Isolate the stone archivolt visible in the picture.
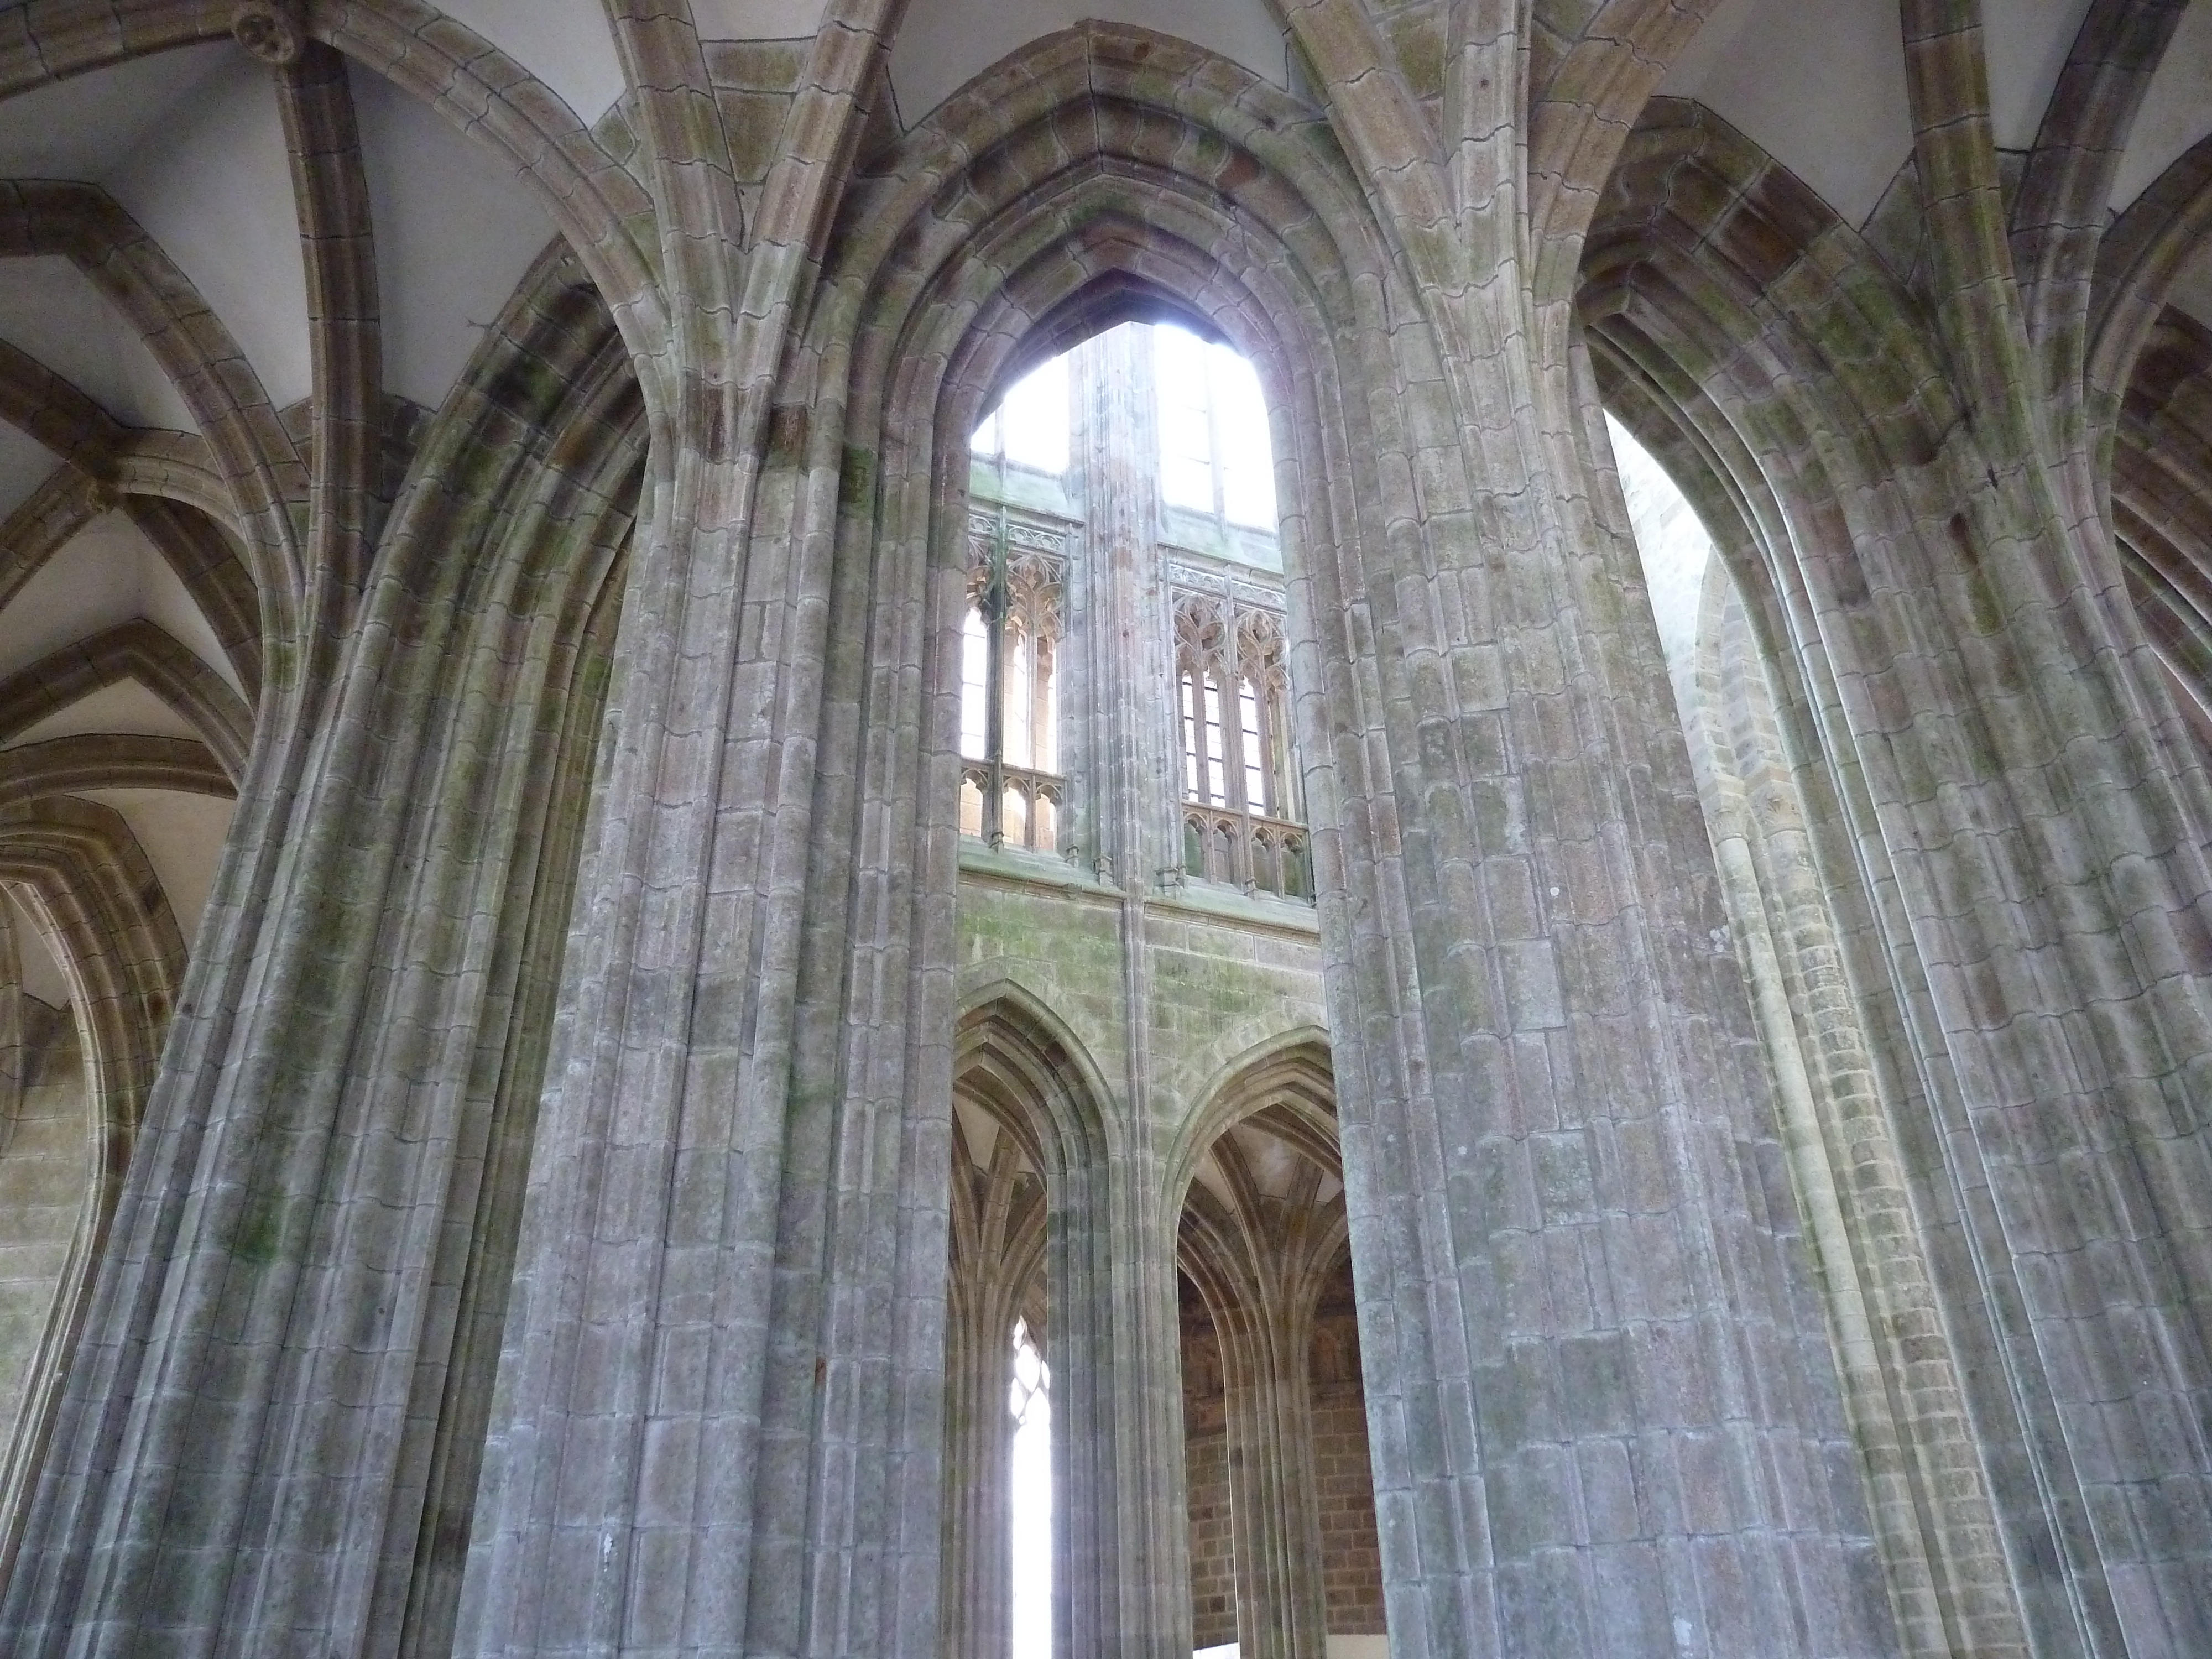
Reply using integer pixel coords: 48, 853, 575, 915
0, 5, 2190, 1659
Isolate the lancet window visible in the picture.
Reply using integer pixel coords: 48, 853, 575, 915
1173, 587, 1308, 898
1152, 323, 1277, 528
959, 509, 1067, 852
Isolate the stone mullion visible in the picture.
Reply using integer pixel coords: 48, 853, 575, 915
1078, 323, 1172, 886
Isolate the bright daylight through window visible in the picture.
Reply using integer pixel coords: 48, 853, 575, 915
961, 322, 1307, 899
1008, 1318, 1051, 1659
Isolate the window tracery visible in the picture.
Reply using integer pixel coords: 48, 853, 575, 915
1173, 588, 1308, 898
959, 508, 1067, 852
1152, 324, 1276, 528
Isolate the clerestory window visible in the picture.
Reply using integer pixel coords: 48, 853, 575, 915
1175, 591, 1307, 898
972, 351, 1070, 476
1152, 324, 1276, 529
957, 322, 1307, 900
958, 510, 1065, 852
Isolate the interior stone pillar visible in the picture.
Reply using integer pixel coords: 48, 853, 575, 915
1259, 14, 1908, 1639
941, 1279, 1018, 1659
1192, 1274, 1329, 1659
1048, 1125, 1191, 1659
941, 1097, 1046, 1659
0, 254, 639, 1659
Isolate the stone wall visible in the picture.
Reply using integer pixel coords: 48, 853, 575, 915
1310, 1259, 1384, 1637
0, 1006, 81, 1455
1182, 1284, 1237, 1649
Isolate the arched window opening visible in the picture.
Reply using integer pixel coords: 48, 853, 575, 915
1174, 594, 1306, 897
1152, 323, 1277, 529
973, 351, 1071, 476
957, 320, 1305, 894
1008, 1317, 1052, 1659
960, 512, 1066, 853
1178, 1079, 1386, 1659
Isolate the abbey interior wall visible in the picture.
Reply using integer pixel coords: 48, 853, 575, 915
0, 4, 2204, 1658
0, 1011, 79, 1450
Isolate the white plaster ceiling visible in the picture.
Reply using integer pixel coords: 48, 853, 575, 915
0, 429, 55, 528
1986, 0, 2098, 151
888, 0, 1289, 129
105, 50, 312, 408
696, 0, 832, 39
439, 0, 630, 128
0, 257, 200, 433
9, 681, 203, 749
4, 887, 70, 1011
0, 40, 235, 180
2113, 0, 2212, 209
1662, 0, 1914, 229
0, 512, 236, 695
351, 65, 561, 411
80, 787, 233, 940
0, 40, 317, 413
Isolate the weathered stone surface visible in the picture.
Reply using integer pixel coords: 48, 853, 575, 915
0, 6, 2199, 1659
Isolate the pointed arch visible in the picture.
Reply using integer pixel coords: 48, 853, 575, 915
0, 622, 253, 784
0, 795, 185, 1586
954, 978, 1117, 1182
1164, 1027, 1337, 1222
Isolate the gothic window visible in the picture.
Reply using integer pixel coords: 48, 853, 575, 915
1174, 592, 1308, 898
959, 512, 1066, 852
1008, 1317, 1051, 1659
972, 352, 1071, 475
1152, 324, 1277, 529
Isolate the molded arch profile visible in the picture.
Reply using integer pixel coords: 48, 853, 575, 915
0, 734, 233, 808
953, 978, 1118, 1184
0, 620, 254, 784
0, 792, 186, 1578
2093, 125, 2212, 437
798, 32, 1456, 1057
0, 1, 655, 363
1162, 1026, 1338, 1221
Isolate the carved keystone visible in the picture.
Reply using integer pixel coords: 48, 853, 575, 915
231, 1, 305, 65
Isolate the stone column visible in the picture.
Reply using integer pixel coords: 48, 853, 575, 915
942, 1279, 1019, 1659
1180, 1147, 1337, 1659
1056, 321, 1197, 1659
942, 1104, 1047, 1659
